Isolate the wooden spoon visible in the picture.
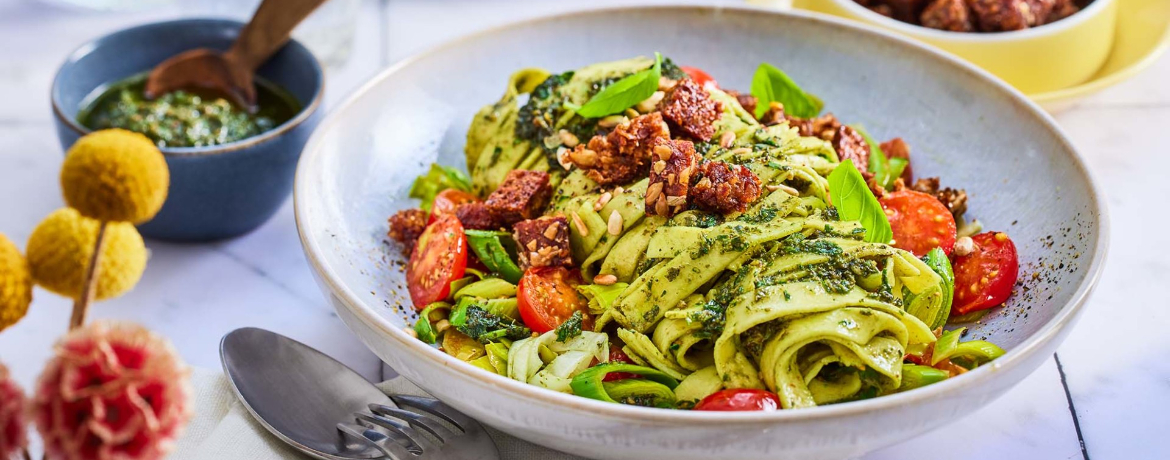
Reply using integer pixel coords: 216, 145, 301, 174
145, 0, 328, 110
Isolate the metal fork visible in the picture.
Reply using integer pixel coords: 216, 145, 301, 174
337, 395, 500, 460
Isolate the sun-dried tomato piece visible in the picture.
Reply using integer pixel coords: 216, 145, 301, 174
691, 161, 762, 214
725, 90, 758, 117
568, 113, 671, 186
921, 0, 976, 31
880, 137, 914, 183
884, 0, 930, 22
454, 202, 503, 230
910, 177, 968, 219
645, 138, 701, 217
513, 215, 573, 270
485, 170, 552, 225
1046, 0, 1079, 22
969, 0, 1031, 31
388, 208, 427, 256
658, 79, 722, 141
831, 126, 871, 171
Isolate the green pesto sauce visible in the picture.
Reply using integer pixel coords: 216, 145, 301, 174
79, 74, 300, 148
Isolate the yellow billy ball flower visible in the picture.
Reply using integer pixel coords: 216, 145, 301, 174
61, 129, 169, 224
0, 233, 33, 332
26, 208, 147, 301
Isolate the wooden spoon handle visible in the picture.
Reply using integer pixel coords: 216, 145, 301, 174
225, 0, 329, 72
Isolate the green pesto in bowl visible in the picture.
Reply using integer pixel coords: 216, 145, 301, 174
78, 73, 301, 148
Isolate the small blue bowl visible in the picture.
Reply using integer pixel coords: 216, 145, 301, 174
51, 18, 324, 242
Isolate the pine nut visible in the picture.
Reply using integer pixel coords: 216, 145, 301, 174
598, 115, 628, 128
646, 182, 664, 205
720, 131, 736, 148
594, 274, 618, 285
404, 326, 418, 339
607, 211, 623, 235
558, 129, 579, 148
771, 183, 799, 196
594, 192, 613, 211
654, 145, 673, 161
571, 212, 589, 237
636, 91, 665, 113
954, 236, 976, 256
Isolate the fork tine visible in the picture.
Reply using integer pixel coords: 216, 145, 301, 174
388, 395, 481, 433
337, 422, 416, 459
369, 403, 461, 440
356, 411, 440, 453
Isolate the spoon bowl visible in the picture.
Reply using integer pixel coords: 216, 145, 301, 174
145, 0, 327, 108
145, 48, 257, 109
220, 327, 389, 460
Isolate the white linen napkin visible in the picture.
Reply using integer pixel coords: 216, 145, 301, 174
171, 368, 586, 460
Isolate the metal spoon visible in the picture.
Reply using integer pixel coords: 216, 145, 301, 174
144, 0, 328, 110
220, 327, 500, 460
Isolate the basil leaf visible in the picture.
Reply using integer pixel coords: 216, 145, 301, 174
853, 125, 887, 175
828, 160, 892, 244
853, 124, 906, 191
577, 53, 662, 118
464, 230, 523, 283
409, 163, 472, 212
886, 158, 909, 188
750, 63, 824, 120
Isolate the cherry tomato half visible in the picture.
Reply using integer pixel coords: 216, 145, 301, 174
694, 389, 782, 412
406, 215, 468, 310
603, 348, 637, 382
517, 267, 592, 333
428, 189, 479, 224
680, 66, 717, 89
952, 232, 1019, 315
879, 190, 957, 257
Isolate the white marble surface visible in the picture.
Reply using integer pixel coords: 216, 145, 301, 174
0, 0, 1166, 459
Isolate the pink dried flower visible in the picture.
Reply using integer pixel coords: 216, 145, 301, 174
32, 321, 191, 460
0, 362, 28, 458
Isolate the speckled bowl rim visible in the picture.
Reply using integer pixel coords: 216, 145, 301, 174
818, 0, 1116, 42
50, 18, 324, 157
295, 4, 1110, 424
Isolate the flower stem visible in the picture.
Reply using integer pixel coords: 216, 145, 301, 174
70, 221, 108, 330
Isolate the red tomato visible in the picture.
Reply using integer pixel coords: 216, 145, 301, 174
517, 267, 591, 333
603, 348, 637, 382
428, 189, 479, 224
406, 215, 468, 310
680, 66, 717, 88
952, 232, 1019, 315
694, 389, 782, 412
879, 190, 957, 256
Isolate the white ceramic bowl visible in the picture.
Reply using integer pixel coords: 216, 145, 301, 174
295, 5, 1108, 459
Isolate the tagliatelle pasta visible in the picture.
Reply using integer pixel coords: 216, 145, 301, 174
391, 56, 1015, 411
